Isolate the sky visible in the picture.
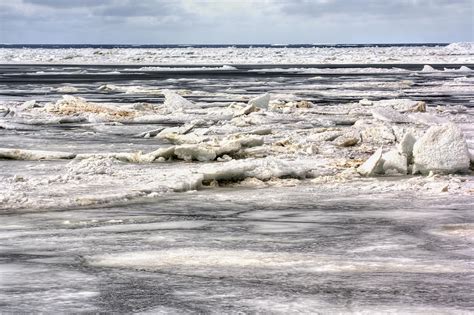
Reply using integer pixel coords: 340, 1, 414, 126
0, 0, 473, 44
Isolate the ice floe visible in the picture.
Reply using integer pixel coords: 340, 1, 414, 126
0, 148, 76, 160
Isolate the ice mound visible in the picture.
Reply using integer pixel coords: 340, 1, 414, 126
444, 42, 474, 55
458, 66, 472, 72
174, 145, 217, 162
147, 135, 264, 162
71, 135, 264, 164
45, 96, 136, 121
412, 123, 471, 175
382, 150, 408, 175
421, 65, 437, 72
200, 157, 316, 183
358, 123, 471, 176
67, 156, 117, 175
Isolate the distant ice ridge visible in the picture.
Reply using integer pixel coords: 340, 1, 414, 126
444, 42, 474, 55
1, 45, 474, 64
138, 65, 237, 71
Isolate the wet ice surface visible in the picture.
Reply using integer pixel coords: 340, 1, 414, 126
1, 49, 474, 312
1, 189, 474, 313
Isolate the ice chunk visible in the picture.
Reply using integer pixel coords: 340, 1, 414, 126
357, 147, 384, 176
382, 150, 408, 175
156, 123, 196, 138
333, 131, 360, 147
174, 145, 217, 162
421, 65, 437, 72
232, 135, 264, 148
0, 148, 76, 160
397, 132, 417, 162
369, 99, 426, 113
249, 93, 270, 109
444, 42, 474, 54
458, 66, 472, 72
408, 112, 447, 126
214, 140, 241, 156
233, 103, 258, 117
372, 107, 409, 123
146, 146, 176, 162
19, 100, 36, 111
45, 96, 135, 121
162, 89, 194, 112
308, 130, 344, 142
67, 157, 116, 175
355, 120, 396, 144
76, 152, 149, 163
412, 123, 470, 174
359, 98, 373, 106
201, 158, 312, 183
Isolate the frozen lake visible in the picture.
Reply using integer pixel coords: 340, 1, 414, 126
1, 49, 474, 313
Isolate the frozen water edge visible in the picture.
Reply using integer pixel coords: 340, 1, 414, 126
1, 43, 473, 64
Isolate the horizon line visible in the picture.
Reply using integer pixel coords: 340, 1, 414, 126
0, 42, 457, 46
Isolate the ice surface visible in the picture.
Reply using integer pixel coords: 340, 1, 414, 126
90, 248, 472, 273
1, 49, 473, 312
1, 44, 473, 64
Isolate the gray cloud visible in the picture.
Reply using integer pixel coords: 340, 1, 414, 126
97, 1, 181, 18
279, 0, 473, 19
0, 0, 472, 44
23, 0, 113, 8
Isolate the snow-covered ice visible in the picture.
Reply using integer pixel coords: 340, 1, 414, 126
0, 45, 473, 313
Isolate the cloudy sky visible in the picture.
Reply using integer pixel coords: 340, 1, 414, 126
0, 0, 472, 44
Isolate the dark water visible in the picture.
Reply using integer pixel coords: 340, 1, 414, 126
1, 64, 473, 107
